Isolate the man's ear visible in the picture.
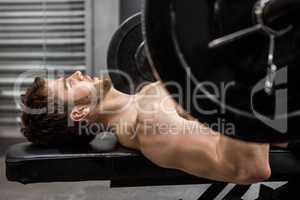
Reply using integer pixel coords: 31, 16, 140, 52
70, 105, 90, 122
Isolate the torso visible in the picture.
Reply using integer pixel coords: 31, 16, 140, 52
111, 81, 180, 150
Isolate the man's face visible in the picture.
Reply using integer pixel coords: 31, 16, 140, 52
47, 71, 112, 106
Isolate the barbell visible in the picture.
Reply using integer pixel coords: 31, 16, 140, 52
107, 13, 156, 94
108, 0, 300, 143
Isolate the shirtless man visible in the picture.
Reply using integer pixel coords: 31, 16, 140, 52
21, 71, 273, 185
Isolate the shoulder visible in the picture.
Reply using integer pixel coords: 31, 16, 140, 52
139, 81, 162, 95
138, 81, 174, 102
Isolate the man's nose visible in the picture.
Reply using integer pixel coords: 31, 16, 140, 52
72, 71, 83, 80
74, 71, 82, 76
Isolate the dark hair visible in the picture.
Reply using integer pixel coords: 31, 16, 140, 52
20, 77, 96, 147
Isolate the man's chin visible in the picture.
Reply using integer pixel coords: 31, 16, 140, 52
94, 75, 112, 100
103, 78, 112, 94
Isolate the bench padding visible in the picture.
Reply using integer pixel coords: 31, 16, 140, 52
5, 138, 300, 186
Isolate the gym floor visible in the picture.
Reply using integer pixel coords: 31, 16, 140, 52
0, 138, 285, 200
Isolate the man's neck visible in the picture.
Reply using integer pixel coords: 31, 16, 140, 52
95, 87, 135, 125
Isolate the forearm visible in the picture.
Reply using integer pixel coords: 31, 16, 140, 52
217, 134, 271, 184
173, 120, 271, 184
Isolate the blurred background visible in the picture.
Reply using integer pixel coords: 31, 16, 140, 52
0, 0, 139, 139
0, 1, 283, 199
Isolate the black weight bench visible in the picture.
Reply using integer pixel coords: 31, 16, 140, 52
5, 137, 300, 200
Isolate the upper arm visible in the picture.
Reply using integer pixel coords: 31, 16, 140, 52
163, 120, 271, 184
170, 122, 222, 176
137, 114, 221, 174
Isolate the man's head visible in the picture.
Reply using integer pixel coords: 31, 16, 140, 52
21, 71, 112, 147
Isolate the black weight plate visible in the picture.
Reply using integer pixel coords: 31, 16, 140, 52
142, 0, 300, 142
107, 13, 156, 94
